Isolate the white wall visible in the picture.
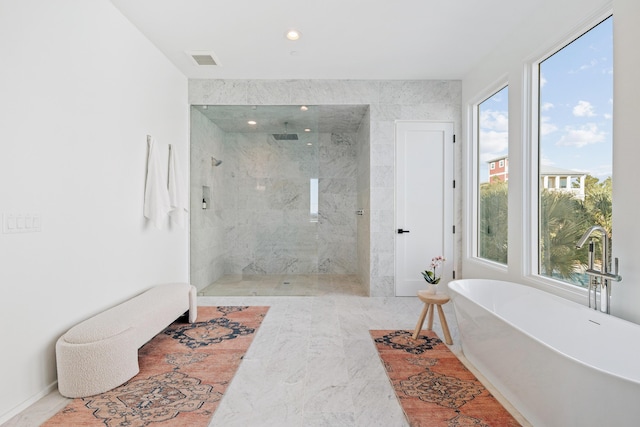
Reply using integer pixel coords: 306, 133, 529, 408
461, 0, 640, 323
0, 1, 189, 422
611, 0, 640, 322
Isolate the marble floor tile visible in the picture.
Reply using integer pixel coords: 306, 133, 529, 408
350, 379, 410, 427
5, 279, 529, 427
302, 411, 356, 427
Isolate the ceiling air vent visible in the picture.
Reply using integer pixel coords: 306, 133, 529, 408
186, 51, 219, 66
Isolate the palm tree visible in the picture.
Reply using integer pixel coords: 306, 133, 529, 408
479, 181, 508, 264
540, 190, 590, 281
584, 176, 612, 235
478, 174, 612, 287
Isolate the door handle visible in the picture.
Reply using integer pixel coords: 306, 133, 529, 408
397, 228, 410, 234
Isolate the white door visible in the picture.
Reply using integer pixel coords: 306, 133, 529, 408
395, 121, 454, 296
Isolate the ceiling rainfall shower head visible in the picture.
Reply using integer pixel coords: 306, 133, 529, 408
272, 121, 298, 141
211, 157, 222, 166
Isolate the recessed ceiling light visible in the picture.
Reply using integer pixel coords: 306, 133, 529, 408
285, 29, 302, 41
304, 128, 311, 132
248, 120, 257, 125
307, 142, 313, 146
300, 106, 309, 111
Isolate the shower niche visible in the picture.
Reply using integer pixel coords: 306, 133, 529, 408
201, 186, 210, 209
189, 104, 370, 290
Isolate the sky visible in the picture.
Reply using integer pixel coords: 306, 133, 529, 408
479, 16, 613, 184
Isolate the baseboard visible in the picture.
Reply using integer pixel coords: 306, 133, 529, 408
0, 381, 58, 425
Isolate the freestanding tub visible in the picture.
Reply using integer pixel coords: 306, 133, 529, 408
448, 279, 640, 427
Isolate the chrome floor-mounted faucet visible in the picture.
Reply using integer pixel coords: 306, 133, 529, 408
576, 225, 622, 314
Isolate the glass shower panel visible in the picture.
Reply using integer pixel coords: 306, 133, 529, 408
223, 105, 320, 276
274, 107, 319, 275
310, 178, 319, 222
190, 104, 366, 293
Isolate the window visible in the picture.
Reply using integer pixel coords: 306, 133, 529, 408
499, 159, 504, 168
559, 177, 567, 188
477, 86, 508, 264
310, 178, 318, 222
571, 177, 581, 189
538, 16, 613, 287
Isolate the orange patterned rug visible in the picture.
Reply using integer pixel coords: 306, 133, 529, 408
371, 330, 521, 427
44, 306, 269, 427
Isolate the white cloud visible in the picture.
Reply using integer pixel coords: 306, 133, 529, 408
479, 130, 508, 162
541, 102, 554, 112
540, 75, 547, 88
556, 123, 606, 148
589, 163, 613, 179
572, 100, 596, 117
479, 109, 508, 162
540, 116, 558, 136
578, 59, 598, 71
540, 154, 555, 166
569, 57, 608, 74
604, 113, 612, 120
480, 109, 508, 132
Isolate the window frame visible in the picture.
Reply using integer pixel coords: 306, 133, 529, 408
470, 82, 510, 267
527, 12, 614, 292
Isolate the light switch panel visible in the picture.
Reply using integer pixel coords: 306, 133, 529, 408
3, 213, 41, 233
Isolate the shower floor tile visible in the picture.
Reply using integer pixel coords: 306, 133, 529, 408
199, 274, 368, 297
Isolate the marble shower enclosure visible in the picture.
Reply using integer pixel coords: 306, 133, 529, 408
224, 131, 358, 275
189, 80, 462, 297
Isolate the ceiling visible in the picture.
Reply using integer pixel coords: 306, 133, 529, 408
109, 0, 544, 80
194, 105, 369, 134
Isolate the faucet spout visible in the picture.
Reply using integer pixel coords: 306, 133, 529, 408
576, 224, 620, 315
576, 225, 608, 249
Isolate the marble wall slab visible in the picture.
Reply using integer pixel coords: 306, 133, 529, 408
190, 108, 226, 291
356, 109, 371, 291
317, 133, 358, 274
221, 131, 359, 275
189, 79, 462, 296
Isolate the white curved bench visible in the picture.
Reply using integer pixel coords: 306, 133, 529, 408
55, 282, 197, 398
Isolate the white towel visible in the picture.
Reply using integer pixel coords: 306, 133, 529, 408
143, 137, 171, 228
168, 145, 189, 227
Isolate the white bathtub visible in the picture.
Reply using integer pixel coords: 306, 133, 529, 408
448, 279, 640, 427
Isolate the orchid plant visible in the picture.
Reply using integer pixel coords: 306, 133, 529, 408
421, 256, 445, 284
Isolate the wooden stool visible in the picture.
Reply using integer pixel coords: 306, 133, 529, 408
412, 290, 453, 344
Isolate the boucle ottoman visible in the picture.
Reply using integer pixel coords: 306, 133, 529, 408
55, 282, 197, 398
